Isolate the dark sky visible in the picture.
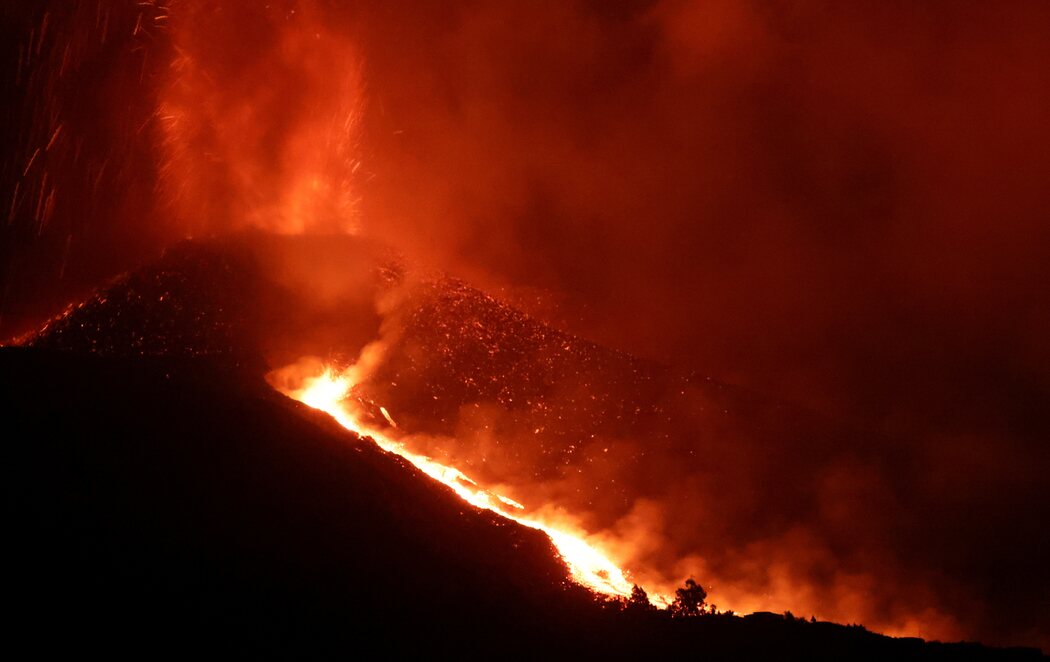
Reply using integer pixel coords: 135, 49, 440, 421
2, 0, 1048, 649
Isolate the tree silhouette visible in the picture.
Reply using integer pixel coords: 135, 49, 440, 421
626, 584, 656, 612
670, 578, 707, 617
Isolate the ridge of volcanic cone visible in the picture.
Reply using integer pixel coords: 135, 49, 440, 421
27, 240, 262, 360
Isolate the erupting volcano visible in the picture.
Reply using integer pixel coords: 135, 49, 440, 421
3, 0, 1050, 658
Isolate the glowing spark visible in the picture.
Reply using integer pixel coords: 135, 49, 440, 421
497, 494, 526, 510
23, 148, 40, 177
46, 124, 63, 151
379, 405, 397, 428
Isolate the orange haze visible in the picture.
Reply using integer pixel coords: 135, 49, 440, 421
2, 0, 1049, 649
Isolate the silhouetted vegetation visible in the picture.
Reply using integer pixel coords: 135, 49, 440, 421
627, 584, 657, 613
670, 577, 708, 618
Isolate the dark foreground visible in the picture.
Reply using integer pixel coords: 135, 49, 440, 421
1, 348, 1043, 660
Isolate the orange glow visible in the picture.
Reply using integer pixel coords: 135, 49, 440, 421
273, 361, 672, 606
157, 2, 363, 236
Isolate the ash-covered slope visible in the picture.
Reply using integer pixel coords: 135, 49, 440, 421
26, 232, 392, 363
28, 240, 261, 359
13, 233, 1048, 656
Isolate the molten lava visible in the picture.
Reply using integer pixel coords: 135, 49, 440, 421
274, 362, 671, 606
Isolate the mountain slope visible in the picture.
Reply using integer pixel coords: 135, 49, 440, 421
9, 233, 1047, 657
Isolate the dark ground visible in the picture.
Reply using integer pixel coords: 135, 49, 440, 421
0, 351, 1043, 660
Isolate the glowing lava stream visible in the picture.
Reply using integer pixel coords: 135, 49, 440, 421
279, 365, 670, 606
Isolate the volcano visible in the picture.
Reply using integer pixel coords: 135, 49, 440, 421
3, 234, 1043, 659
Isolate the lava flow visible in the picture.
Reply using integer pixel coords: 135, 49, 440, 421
273, 362, 671, 606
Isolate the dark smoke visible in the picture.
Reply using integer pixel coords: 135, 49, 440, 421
352, 5, 1050, 644
2, 0, 1048, 649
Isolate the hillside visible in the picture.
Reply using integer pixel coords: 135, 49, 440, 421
7, 233, 1046, 658
3, 348, 1042, 659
